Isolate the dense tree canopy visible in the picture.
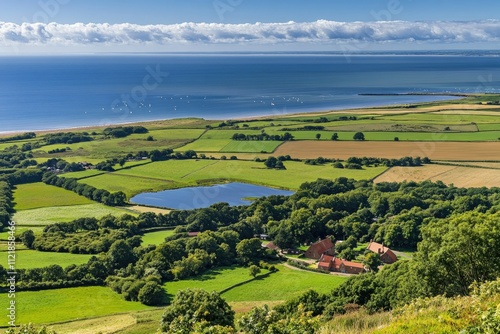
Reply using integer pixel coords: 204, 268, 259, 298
160, 289, 235, 333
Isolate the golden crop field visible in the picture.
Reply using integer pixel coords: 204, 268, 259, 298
375, 165, 500, 188
274, 141, 500, 161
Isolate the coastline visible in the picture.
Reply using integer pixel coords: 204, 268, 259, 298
0, 93, 471, 138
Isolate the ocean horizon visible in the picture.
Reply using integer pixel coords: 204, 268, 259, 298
1, 54, 499, 133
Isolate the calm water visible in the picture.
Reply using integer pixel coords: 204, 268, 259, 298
130, 182, 294, 209
1, 54, 499, 132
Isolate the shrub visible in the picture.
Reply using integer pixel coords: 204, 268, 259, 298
138, 281, 166, 306
333, 162, 344, 169
353, 132, 365, 141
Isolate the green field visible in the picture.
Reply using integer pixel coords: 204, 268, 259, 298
177, 130, 283, 152
263, 129, 500, 141
177, 138, 233, 152
141, 230, 176, 245
220, 140, 283, 153
35, 128, 206, 159
164, 265, 346, 302
74, 160, 386, 197
0, 286, 150, 326
14, 183, 93, 211
13, 203, 136, 227
0, 249, 92, 269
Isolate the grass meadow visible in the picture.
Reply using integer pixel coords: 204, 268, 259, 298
263, 129, 500, 141
141, 230, 175, 245
13, 203, 136, 227
164, 265, 347, 303
36, 129, 205, 159
0, 286, 150, 326
13, 183, 93, 211
177, 138, 233, 152
0, 249, 92, 269
219, 140, 283, 153
74, 160, 387, 197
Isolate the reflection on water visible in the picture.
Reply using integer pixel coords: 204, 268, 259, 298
130, 182, 294, 210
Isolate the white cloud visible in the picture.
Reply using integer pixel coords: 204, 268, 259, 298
1, 20, 500, 47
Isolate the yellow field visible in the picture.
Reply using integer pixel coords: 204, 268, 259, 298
280, 103, 500, 118
375, 165, 500, 188
274, 141, 500, 161
128, 205, 172, 215
436, 161, 500, 169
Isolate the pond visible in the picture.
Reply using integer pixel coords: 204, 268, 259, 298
130, 182, 294, 210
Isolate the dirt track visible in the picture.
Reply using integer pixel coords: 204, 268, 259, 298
274, 141, 500, 161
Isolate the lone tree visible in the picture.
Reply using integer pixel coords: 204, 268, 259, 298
331, 133, 339, 141
353, 132, 365, 141
264, 157, 285, 170
20, 230, 35, 249
249, 265, 261, 278
264, 156, 278, 168
315, 133, 321, 140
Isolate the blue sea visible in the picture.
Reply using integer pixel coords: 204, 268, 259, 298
1, 54, 499, 132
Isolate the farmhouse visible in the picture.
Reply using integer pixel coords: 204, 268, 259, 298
318, 254, 365, 274
264, 241, 279, 251
367, 241, 398, 264
304, 237, 335, 260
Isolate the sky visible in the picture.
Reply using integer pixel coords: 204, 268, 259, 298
1, 0, 500, 53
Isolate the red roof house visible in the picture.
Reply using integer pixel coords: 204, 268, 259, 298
264, 241, 279, 250
367, 241, 398, 264
318, 254, 365, 274
305, 238, 335, 260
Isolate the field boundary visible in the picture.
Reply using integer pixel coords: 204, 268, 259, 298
433, 161, 500, 170
170, 128, 209, 150
219, 271, 275, 295
180, 161, 220, 179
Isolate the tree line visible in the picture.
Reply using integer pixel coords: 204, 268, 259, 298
42, 172, 126, 206
102, 126, 148, 138
231, 132, 294, 141
44, 132, 93, 145
0, 181, 14, 228
0, 146, 37, 169
0, 132, 36, 143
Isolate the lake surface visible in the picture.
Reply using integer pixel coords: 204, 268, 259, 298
1, 54, 498, 132
130, 182, 294, 210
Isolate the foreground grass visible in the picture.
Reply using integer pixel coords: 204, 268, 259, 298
13, 183, 93, 211
319, 280, 500, 334
13, 203, 135, 227
164, 265, 347, 303
49, 310, 165, 334
319, 308, 393, 334
0, 286, 150, 326
0, 249, 92, 269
